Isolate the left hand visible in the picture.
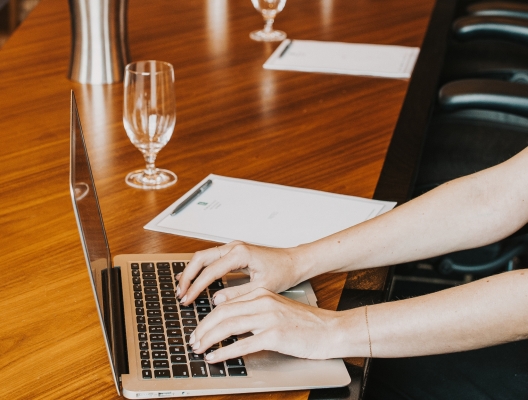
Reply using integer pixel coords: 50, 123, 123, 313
188, 287, 344, 363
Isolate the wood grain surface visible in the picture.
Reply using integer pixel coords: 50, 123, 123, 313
0, 0, 433, 398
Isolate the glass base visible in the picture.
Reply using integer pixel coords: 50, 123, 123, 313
250, 29, 286, 42
125, 168, 177, 190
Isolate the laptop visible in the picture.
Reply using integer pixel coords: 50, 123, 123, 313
69, 91, 351, 398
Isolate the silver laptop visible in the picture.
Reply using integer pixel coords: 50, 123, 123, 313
69, 91, 351, 398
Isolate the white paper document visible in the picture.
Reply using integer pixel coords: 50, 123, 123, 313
263, 39, 420, 78
145, 174, 396, 248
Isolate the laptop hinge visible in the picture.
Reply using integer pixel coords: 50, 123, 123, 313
110, 266, 129, 377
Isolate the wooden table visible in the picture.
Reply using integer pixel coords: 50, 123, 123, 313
0, 0, 435, 398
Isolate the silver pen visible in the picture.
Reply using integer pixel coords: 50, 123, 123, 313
171, 179, 213, 216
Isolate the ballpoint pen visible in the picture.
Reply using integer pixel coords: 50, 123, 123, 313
171, 179, 213, 216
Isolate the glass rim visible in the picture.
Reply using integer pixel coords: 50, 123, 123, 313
125, 60, 174, 76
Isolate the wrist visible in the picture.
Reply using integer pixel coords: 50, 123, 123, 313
286, 242, 320, 285
328, 308, 372, 359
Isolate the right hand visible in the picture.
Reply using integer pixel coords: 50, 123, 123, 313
177, 241, 303, 306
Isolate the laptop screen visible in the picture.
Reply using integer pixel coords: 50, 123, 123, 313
69, 92, 121, 392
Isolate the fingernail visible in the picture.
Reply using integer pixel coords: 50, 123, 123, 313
213, 294, 226, 305
176, 285, 181, 298
188, 332, 195, 345
205, 352, 215, 361
192, 341, 200, 350
180, 295, 187, 304
176, 273, 182, 281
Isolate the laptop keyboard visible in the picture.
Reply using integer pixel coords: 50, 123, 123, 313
131, 261, 248, 379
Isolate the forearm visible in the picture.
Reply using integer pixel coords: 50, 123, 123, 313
291, 147, 528, 279
333, 269, 528, 358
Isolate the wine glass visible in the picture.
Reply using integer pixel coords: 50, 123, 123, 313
250, 0, 287, 42
123, 60, 177, 189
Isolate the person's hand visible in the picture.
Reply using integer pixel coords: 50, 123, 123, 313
177, 241, 305, 306
188, 287, 344, 362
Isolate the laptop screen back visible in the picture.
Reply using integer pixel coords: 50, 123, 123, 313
69, 92, 121, 392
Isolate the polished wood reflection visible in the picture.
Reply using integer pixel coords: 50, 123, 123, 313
0, 0, 434, 398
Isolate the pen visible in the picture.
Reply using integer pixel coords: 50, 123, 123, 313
279, 40, 293, 58
171, 179, 213, 216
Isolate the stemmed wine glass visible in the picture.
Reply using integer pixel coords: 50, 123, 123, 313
250, 0, 287, 42
123, 60, 177, 189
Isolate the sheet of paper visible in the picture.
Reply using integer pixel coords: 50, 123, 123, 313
145, 174, 396, 248
263, 39, 420, 78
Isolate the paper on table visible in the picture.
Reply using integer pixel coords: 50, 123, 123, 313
263, 39, 420, 78
145, 174, 396, 248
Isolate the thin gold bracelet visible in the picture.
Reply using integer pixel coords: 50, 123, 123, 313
365, 305, 373, 358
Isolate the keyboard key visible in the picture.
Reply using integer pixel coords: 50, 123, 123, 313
135, 300, 144, 308
134, 292, 142, 299
137, 324, 146, 332
182, 319, 197, 327
172, 262, 186, 274
144, 287, 158, 294
181, 310, 196, 318
142, 369, 152, 379
148, 317, 162, 325
152, 351, 168, 359
189, 352, 204, 361
190, 361, 208, 377
132, 277, 141, 285
171, 354, 187, 364
154, 369, 171, 379
228, 367, 247, 377
198, 314, 207, 321
150, 334, 166, 342
165, 313, 179, 320
141, 263, 155, 272
222, 338, 237, 346
157, 269, 171, 276
142, 272, 156, 280
162, 298, 177, 305
144, 280, 157, 287
159, 276, 172, 283
133, 284, 142, 292
136, 316, 146, 324
163, 305, 178, 313
151, 343, 166, 351
167, 329, 182, 337
131, 263, 139, 269
161, 290, 175, 297
160, 283, 174, 290
135, 307, 144, 316
166, 321, 181, 329
149, 326, 164, 334
180, 304, 194, 310
146, 302, 161, 309
140, 351, 149, 359
168, 338, 184, 346
172, 364, 190, 378
153, 360, 170, 369
169, 346, 185, 355
138, 333, 147, 341
141, 360, 151, 369
226, 358, 245, 367
195, 299, 210, 307
183, 327, 194, 335
147, 310, 161, 317
139, 342, 148, 351
157, 262, 170, 269
197, 291, 209, 299
145, 294, 160, 301
208, 362, 227, 377
132, 269, 140, 277
197, 306, 211, 314
209, 280, 224, 290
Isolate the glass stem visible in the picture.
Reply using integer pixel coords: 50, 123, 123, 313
143, 153, 158, 176
263, 18, 275, 33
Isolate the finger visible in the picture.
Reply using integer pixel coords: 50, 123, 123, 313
181, 242, 250, 304
177, 247, 220, 297
205, 333, 271, 363
211, 281, 261, 306
192, 288, 278, 346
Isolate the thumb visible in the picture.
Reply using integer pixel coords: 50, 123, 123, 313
212, 282, 258, 305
